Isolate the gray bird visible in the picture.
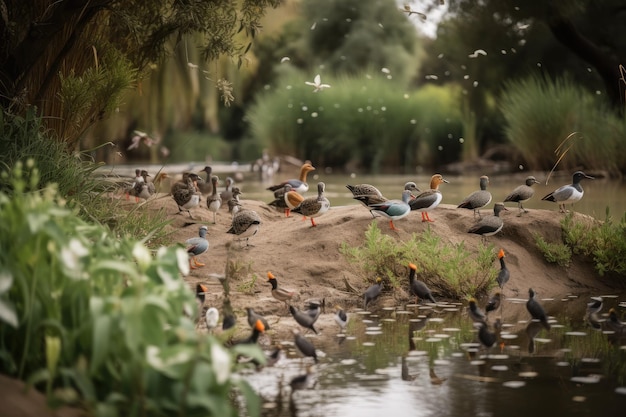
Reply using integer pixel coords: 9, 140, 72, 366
197, 166, 213, 195
292, 329, 318, 363
468, 203, 507, 238
485, 292, 501, 314
542, 171, 594, 213
458, 175, 492, 218
186, 226, 209, 269
246, 307, 270, 331
289, 305, 318, 334
408, 263, 436, 304
363, 277, 383, 310
207, 175, 222, 224
291, 182, 331, 227
468, 298, 487, 324
504, 175, 540, 216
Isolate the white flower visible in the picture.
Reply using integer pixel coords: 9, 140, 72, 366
60, 238, 88, 272
305, 74, 331, 92
175, 247, 190, 276
211, 343, 232, 384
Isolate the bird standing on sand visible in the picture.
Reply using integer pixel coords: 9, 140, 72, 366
363, 277, 383, 310
284, 184, 305, 218
468, 298, 487, 324
496, 248, 510, 289
173, 175, 201, 218
458, 175, 492, 218
504, 175, 540, 216
227, 203, 261, 247
468, 203, 507, 238
267, 162, 316, 194
526, 288, 551, 330
408, 263, 436, 304
292, 329, 318, 362
291, 182, 330, 227
289, 305, 319, 334
197, 166, 213, 195
246, 307, 271, 331
409, 174, 449, 222
207, 175, 222, 224
205, 307, 219, 332
267, 272, 296, 304
541, 171, 594, 213
186, 226, 209, 269
347, 183, 387, 218
126, 168, 144, 201
355, 190, 412, 231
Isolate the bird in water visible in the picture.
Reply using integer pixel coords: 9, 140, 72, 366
496, 249, 510, 290
267, 272, 296, 305
485, 292, 501, 315
407, 263, 436, 304
526, 288, 551, 330
458, 175, 492, 218
267, 162, 316, 194
586, 297, 603, 330
291, 182, 331, 227
542, 171, 594, 213
468, 202, 507, 238
206, 175, 222, 224
504, 175, 540, 216
292, 329, 318, 363
408, 174, 449, 222
467, 298, 487, 324
186, 226, 209, 270
606, 308, 626, 336
333, 305, 348, 331
363, 277, 383, 310
289, 305, 318, 334
477, 319, 502, 351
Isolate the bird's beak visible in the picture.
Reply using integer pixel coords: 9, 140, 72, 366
585, 174, 595, 180
442, 179, 449, 183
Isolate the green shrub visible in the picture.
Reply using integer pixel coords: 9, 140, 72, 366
0, 162, 261, 417
340, 223, 495, 298
533, 232, 572, 267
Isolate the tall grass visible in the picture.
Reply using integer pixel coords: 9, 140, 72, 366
247, 68, 463, 173
500, 75, 626, 175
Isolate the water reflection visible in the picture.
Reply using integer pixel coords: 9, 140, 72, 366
241, 295, 626, 417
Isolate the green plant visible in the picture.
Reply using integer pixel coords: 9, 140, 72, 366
533, 232, 572, 267
0, 161, 262, 417
340, 223, 496, 299
236, 274, 259, 295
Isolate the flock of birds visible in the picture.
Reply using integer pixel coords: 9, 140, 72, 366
121, 162, 622, 400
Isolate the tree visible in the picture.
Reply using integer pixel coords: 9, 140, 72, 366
0, 0, 280, 149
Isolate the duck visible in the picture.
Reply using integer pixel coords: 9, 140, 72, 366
404, 181, 421, 197
363, 277, 383, 310
246, 307, 271, 331
134, 170, 169, 201
206, 175, 222, 224
458, 175, 492, 218
268, 185, 289, 214
485, 292, 501, 314
197, 166, 213, 195
504, 175, 540, 216
267, 271, 296, 304
291, 182, 330, 227
289, 305, 318, 334
171, 172, 201, 196
408, 174, 449, 222
292, 329, 318, 362
284, 184, 305, 218
467, 202, 507, 238
173, 174, 201, 218
496, 249, 510, 289
186, 226, 209, 269
347, 184, 388, 218
407, 263, 436, 304
541, 171, 594, 213
333, 305, 348, 331
227, 319, 265, 346
220, 177, 235, 207
125, 168, 144, 201
205, 307, 219, 332
526, 288, 551, 330
355, 190, 412, 231
267, 162, 316, 194
467, 298, 487, 324
227, 203, 261, 247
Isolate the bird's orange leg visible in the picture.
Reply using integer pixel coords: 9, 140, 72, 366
424, 212, 434, 222
194, 258, 205, 267
285, 208, 291, 217
389, 220, 400, 231
310, 218, 317, 227
189, 259, 197, 270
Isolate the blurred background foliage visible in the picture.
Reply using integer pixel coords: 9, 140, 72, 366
2, 0, 626, 176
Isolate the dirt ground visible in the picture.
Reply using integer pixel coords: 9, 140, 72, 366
140, 187, 623, 341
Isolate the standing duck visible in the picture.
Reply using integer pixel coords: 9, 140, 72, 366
186, 226, 209, 269
197, 166, 213, 195
355, 190, 412, 231
227, 203, 261, 247
408, 174, 449, 222
458, 175, 492, 218
291, 182, 330, 227
541, 171, 594, 213
125, 168, 144, 201
267, 272, 296, 305
289, 305, 319, 334
526, 288, 551, 330
173, 174, 201, 218
407, 263, 436, 304
496, 248, 510, 289
404, 181, 421, 197
267, 162, 316, 194
504, 175, 540, 216
220, 177, 235, 207
347, 184, 387, 217
284, 184, 305, 218
363, 277, 383, 310
468, 203, 507, 238
206, 175, 222, 224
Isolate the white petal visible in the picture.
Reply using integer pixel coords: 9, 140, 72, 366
211, 343, 232, 384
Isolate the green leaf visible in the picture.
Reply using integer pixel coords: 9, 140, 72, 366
91, 315, 111, 373
0, 298, 18, 328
